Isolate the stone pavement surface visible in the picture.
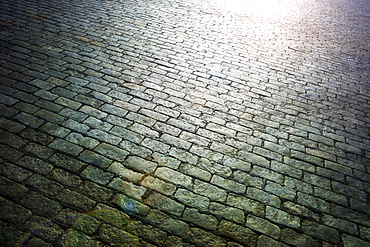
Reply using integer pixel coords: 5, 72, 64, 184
0, 0, 369, 245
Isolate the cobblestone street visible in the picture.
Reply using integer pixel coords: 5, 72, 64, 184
1, 0, 370, 246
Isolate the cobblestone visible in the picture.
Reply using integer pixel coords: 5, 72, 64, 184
48, 153, 86, 173
16, 155, 53, 175
246, 215, 280, 239
22, 215, 64, 243
81, 165, 114, 185
25, 174, 63, 197
47, 168, 82, 188
146, 209, 189, 237
57, 188, 95, 212
174, 188, 209, 209
21, 191, 62, 218
155, 167, 193, 188
281, 228, 320, 247
40, 122, 70, 138
266, 206, 300, 229
226, 193, 265, 217
218, 220, 258, 245
1, 0, 370, 245
302, 220, 340, 244
142, 177, 174, 195
49, 138, 83, 156
183, 207, 218, 230
211, 175, 246, 194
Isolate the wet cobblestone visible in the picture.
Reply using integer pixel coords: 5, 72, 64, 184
1, 0, 370, 246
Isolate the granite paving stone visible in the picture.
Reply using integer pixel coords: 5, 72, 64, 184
155, 167, 193, 188
22, 141, 54, 158
146, 209, 190, 237
282, 201, 320, 221
107, 161, 143, 183
20, 191, 62, 218
40, 122, 71, 138
280, 228, 321, 247
0, 129, 27, 149
174, 188, 209, 209
132, 220, 168, 246
144, 191, 185, 217
226, 193, 265, 217
183, 207, 219, 230
218, 220, 258, 246
16, 155, 53, 175
47, 168, 83, 188
81, 165, 114, 185
301, 220, 340, 244
25, 174, 63, 197
48, 153, 86, 173
21, 129, 53, 145
48, 138, 83, 156
0, 176, 28, 201
94, 142, 129, 162
266, 206, 300, 229
211, 175, 246, 194
78, 180, 115, 203
209, 202, 244, 224
57, 189, 96, 212
109, 177, 147, 200
0, 0, 369, 245
21, 215, 64, 243
87, 129, 122, 145
257, 235, 289, 247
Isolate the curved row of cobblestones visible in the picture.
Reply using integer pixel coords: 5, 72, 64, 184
0, 0, 369, 246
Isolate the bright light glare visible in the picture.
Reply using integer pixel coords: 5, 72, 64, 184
213, 0, 293, 17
